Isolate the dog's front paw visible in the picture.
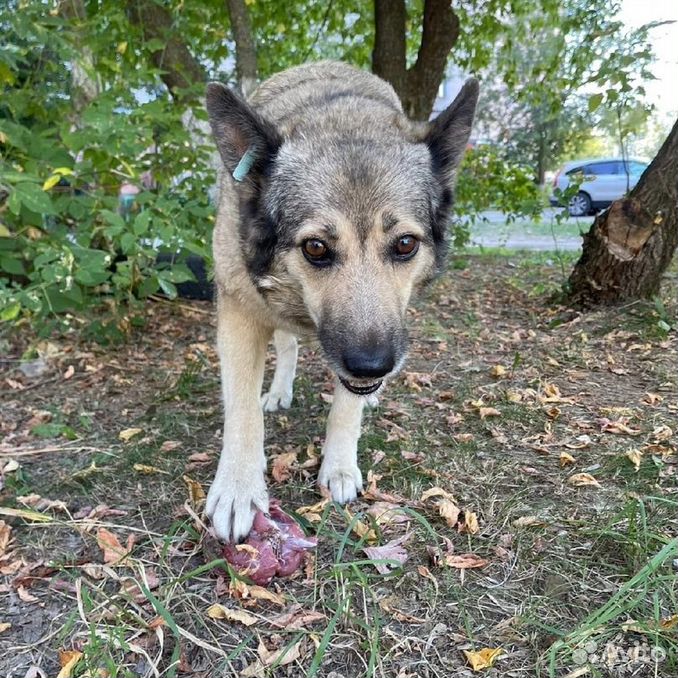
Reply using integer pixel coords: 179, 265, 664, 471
261, 388, 293, 412
318, 462, 363, 504
206, 470, 269, 542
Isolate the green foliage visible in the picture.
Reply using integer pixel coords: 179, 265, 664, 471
474, 0, 658, 179
454, 145, 543, 244
0, 4, 214, 334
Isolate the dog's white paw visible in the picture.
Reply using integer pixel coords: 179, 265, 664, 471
318, 462, 363, 504
206, 470, 269, 542
261, 388, 293, 412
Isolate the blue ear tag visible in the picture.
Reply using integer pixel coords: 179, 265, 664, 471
232, 148, 256, 182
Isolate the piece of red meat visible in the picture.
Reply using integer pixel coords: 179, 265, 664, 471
221, 500, 317, 585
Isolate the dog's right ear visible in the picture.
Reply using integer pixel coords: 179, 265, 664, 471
206, 82, 281, 181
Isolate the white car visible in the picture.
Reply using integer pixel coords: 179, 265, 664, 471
550, 157, 648, 216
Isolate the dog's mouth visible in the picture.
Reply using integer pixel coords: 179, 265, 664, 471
339, 377, 383, 396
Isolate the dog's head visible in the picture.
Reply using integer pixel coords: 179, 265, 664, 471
207, 78, 478, 394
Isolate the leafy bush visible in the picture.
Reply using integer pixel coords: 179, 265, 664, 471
453, 144, 543, 245
0, 6, 215, 337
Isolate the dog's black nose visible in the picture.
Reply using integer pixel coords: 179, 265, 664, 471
343, 344, 395, 378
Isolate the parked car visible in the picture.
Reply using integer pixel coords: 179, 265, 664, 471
550, 157, 648, 216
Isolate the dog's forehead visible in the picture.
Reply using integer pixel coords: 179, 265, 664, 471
268, 140, 435, 226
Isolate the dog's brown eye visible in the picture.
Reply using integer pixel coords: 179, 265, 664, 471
302, 239, 332, 266
394, 235, 419, 259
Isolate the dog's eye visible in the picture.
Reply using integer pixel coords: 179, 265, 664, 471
393, 235, 419, 260
302, 239, 332, 266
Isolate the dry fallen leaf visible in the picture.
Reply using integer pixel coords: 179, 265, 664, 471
343, 508, 378, 543
160, 440, 182, 452
513, 516, 546, 528
17, 585, 39, 603
269, 605, 326, 630
490, 365, 507, 378
652, 425, 673, 441
559, 452, 576, 467
625, 448, 643, 471
438, 498, 461, 527
207, 603, 258, 626
443, 553, 488, 569
118, 427, 143, 442
241, 639, 303, 676
57, 651, 83, 678
271, 450, 298, 483
96, 528, 134, 565
0, 521, 11, 558
363, 533, 411, 574
463, 647, 504, 671
183, 475, 206, 507
0, 507, 53, 523
479, 407, 501, 419
133, 464, 168, 475
458, 511, 480, 535
568, 473, 601, 488
0, 622, 11, 633
421, 486, 456, 503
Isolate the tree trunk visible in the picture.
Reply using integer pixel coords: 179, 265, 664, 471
225, 0, 258, 97
372, 0, 459, 120
127, 0, 206, 101
567, 117, 678, 305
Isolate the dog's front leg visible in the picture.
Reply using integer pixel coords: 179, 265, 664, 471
261, 330, 298, 412
318, 378, 365, 503
206, 295, 271, 542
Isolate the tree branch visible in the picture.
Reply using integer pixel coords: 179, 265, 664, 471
406, 0, 460, 119
127, 0, 206, 101
225, 0, 258, 97
372, 0, 407, 95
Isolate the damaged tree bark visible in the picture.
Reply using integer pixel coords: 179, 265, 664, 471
568, 117, 678, 305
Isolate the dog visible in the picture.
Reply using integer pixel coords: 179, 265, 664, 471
205, 61, 478, 542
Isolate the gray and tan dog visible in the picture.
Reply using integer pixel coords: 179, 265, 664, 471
205, 61, 478, 542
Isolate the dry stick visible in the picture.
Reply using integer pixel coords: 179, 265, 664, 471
0, 445, 101, 458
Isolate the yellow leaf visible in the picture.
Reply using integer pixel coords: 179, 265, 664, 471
625, 448, 643, 471
438, 498, 460, 527
421, 486, 456, 503
513, 515, 545, 528
118, 427, 143, 442
206, 603, 258, 626
133, 464, 168, 475
57, 650, 83, 678
343, 508, 378, 543
183, 475, 206, 507
0, 131, 7, 143
53, 167, 74, 176
568, 472, 601, 488
490, 365, 506, 378
0, 507, 53, 523
463, 647, 504, 671
0, 223, 11, 237
458, 511, 479, 535
0, 622, 10, 633
559, 452, 576, 467
116, 41, 128, 54
42, 174, 62, 191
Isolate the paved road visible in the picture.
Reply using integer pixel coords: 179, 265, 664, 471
467, 210, 585, 251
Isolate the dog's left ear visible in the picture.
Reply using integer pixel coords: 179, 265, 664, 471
426, 78, 479, 185
206, 82, 281, 182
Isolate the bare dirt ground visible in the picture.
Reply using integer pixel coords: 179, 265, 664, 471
1, 253, 677, 678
